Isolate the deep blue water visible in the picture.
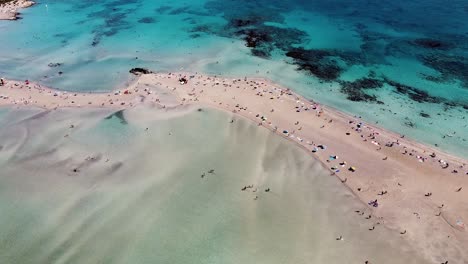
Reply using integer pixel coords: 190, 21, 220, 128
0, 0, 467, 156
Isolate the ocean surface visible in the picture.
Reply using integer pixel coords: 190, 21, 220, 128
0, 106, 425, 263
0, 0, 467, 156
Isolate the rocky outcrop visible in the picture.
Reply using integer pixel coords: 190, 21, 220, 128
129, 68, 152, 75
0, 0, 35, 20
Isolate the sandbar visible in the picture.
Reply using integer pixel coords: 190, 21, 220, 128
1, 72, 467, 263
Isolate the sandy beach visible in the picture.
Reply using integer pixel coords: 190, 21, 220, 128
0, 0, 34, 20
1, 72, 467, 263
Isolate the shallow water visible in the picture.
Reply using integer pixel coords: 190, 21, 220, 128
0, 106, 426, 263
0, 0, 467, 156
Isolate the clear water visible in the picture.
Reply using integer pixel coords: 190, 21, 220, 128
0, 106, 426, 263
0, 0, 467, 156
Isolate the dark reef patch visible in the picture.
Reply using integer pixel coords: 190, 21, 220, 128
354, 29, 393, 65
242, 29, 270, 48
103, 0, 140, 9
199, 0, 305, 58
204, 0, 289, 24
230, 18, 261, 28
285, 48, 343, 81
191, 15, 307, 59
190, 24, 216, 34
421, 54, 468, 88
335, 74, 468, 109
155, 5, 171, 14
82, 0, 138, 47
105, 110, 127, 125
250, 48, 270, 59
236, 25, 307, 58
421, 74, 445, 83
138, 17, 157, 24
339, 77, 384, 103
168, 6, 190, 15
384, 78, 442, 104
404, 119, 416, 128
413, 38, 451, 50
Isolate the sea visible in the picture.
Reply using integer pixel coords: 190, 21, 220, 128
0, 106, 425, 263
0, 1, 467, 262
0, 0, 467, 156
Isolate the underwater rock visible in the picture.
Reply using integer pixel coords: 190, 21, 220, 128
419, 112, 430, 118
129, 68, 152, 75
48, 62, 62, 68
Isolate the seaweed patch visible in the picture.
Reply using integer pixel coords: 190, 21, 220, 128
339, 77, 384, 103
285, 48, 343, 81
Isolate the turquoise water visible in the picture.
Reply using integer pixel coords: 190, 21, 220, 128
0, 106, 426, 263
0, 0, 467, 156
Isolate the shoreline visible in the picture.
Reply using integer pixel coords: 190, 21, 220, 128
0, 0, 34, 20
1, 72, 468, 262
